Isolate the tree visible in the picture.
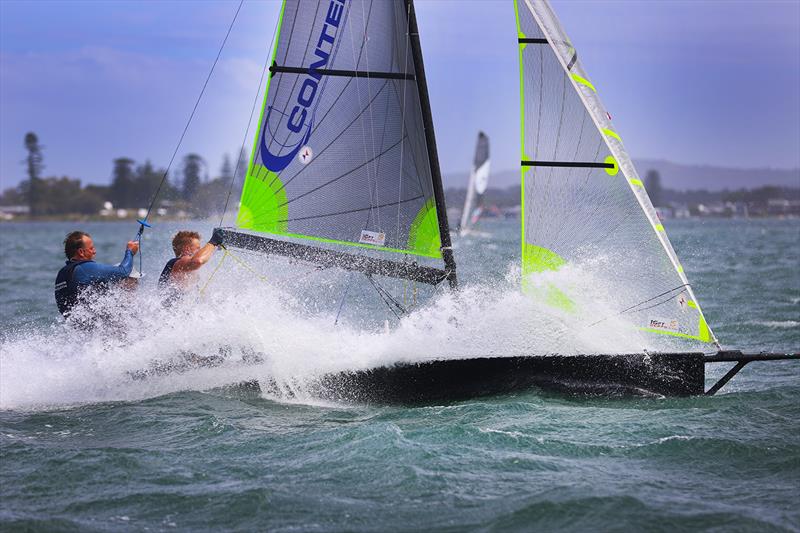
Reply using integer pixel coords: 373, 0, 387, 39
110, 157, 136, 207
235, 147, 248, 184
181, 153, 204, 201
645, 169, 663, 207
133, 160, 172, 207
23, 132, 44, 216
220, 153, 233, 183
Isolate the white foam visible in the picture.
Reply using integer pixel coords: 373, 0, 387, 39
0, 258, 693, 410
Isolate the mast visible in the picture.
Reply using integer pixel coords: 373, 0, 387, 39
404, 0, 458, 289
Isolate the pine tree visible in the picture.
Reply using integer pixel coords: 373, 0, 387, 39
182, 154, 204, 201
235, 147, 248, 183
111, 158, 136, 208
220, 153, 233, 182
645, 170, 663, 207
23, 132, 44, 216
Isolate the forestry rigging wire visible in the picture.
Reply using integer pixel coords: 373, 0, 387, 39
219, 7, 282, 227
133, 0, 245, 275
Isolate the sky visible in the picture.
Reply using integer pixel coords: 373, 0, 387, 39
1, 0, 799, 190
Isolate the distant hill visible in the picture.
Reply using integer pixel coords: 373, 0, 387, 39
442, 160, 800, 191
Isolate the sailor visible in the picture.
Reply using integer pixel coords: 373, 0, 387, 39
55, 231, 140, 318
158, 229, 224, 301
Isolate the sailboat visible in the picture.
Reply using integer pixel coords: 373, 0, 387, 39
211, 0, 796, 403
457, 132, 491, 237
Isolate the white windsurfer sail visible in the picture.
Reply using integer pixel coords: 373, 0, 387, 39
225, 0, 456, 288
458, 131, 490, 236
514, 0, 717, 346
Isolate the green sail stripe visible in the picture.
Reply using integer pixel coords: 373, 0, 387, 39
641, 326, 714, 344
260, 230, 443, 259
238, 0, 287, 224
514, 0, 528, 265
523, 244, 566, 273
640, 306, 713, 343
237, 165, 288, 233
406, 197, 443, 258
571, 73, 596, 92
522, 244, 576, 313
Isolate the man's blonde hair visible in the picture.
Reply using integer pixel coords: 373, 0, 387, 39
172, 231, 201, 256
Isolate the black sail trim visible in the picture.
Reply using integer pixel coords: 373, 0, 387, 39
405, 0, 457, 289
220, 230, 448, 286
270, 63, 415, 81
521, 160, 616, 169
518, 38, 548, 44
567, 52, 578, 70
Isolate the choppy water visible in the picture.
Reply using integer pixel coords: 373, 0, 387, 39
1, 218, 798, 531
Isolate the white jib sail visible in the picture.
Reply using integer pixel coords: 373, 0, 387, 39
515, 0, 718, 347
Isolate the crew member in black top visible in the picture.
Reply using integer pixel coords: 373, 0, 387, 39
159, 229, 224, 303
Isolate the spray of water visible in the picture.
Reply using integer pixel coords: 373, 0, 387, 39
0, 254, 694, 410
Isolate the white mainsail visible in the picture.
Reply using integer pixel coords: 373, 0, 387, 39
514, 0, 717, 346
227, 0, 457, 288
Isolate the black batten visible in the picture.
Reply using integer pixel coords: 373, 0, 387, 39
269, 63, 416, 81
404, 0, 458, 289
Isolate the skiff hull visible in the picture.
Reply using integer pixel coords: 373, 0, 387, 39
309, 353, 706, 404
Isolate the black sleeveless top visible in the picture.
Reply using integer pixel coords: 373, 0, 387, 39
54, 260, 90, 316
158, 257, 179, 289
158, 257, 181, 307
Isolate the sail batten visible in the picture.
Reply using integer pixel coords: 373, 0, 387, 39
515, 0, 717, 346
236, 0, 453, 275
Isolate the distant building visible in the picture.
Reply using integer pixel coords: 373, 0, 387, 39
0, 205, 30, 220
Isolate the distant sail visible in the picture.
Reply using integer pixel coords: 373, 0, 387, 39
514, 0, 716, 345
236, 0, 445, 260
458, 131, 490, 236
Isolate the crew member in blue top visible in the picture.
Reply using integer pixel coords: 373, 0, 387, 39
55, 231, 140, 318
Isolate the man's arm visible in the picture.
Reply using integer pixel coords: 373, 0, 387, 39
172, 243, 218, 273
74, 250, 133, 284
73, 241, 138, 285
172, 229, 223, 273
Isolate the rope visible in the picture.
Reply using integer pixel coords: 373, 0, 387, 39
583, 283, 691, 330
334, 273, 355, 326
219, 8, 282, 226
199, 249, 230, 295
224, 247, 269, 284
123, 0, 243, 278
366, 274, 407, 319
142, 0, 244, 225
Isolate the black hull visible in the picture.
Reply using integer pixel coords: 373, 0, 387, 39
310, 353, 706, 404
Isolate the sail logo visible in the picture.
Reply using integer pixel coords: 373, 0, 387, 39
649, 318, 679, 331
359, 230, 386, 246
260, 0, 346, 173
298, 146, 313, 165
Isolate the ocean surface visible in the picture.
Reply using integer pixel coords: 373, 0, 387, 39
1, 218, 798, 531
